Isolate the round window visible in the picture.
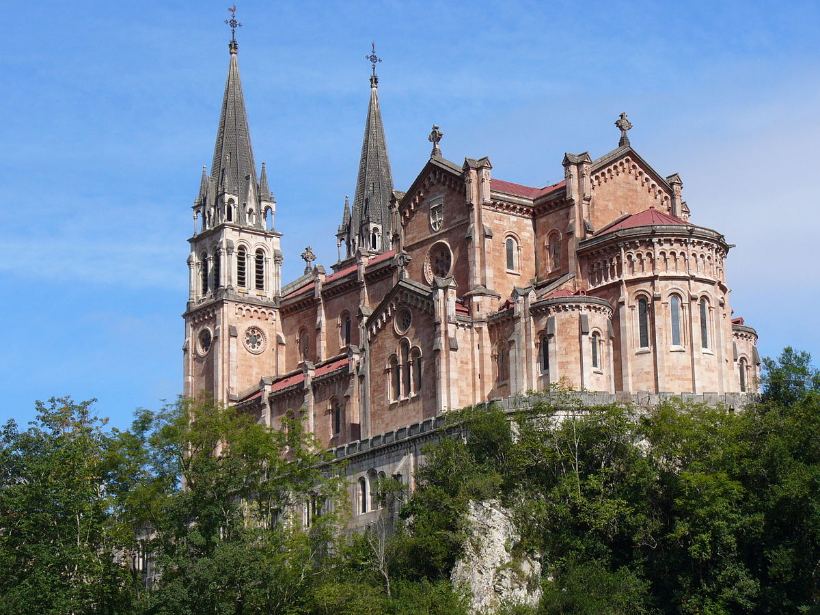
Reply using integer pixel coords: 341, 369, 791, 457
396, 308, 412, 334
243, 326, 266, 354
424, 241, 452, 283
197, 328, 212, 355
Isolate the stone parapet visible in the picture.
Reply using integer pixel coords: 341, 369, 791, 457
325, 390, 758, 464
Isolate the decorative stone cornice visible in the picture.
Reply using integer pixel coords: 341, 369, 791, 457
530, 295, 613, 316
578, 223, 729, 253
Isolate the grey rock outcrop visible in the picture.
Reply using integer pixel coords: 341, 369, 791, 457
451, 500, 541, 614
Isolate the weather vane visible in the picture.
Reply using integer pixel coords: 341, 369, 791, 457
225, 5, 242, 45
366, 42, 382, 85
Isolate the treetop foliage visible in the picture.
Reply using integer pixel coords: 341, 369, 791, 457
0, 347, 817, 614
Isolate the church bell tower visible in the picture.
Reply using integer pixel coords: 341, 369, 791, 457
183, 9, 283, 403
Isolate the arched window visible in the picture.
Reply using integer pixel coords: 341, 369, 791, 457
200, 253, 209, 294
212, 250, 220, 289
505, 237, 517, 271
226, 201, 234, 222
670, 295, 682, 346
358, 477, 367, 514
637, 297, 649, 349
389, 355, 400, 401
377, 471, 387, 508
298, 328, 309, 362
411, 347, 422, 394
341, 312, 352, 347
591, 331, 601, 369
548, 232, 561, 271
332, 399, 342, 436
264, 207, 273, 231
401, 340, 411, 398
699, 297, 709, 349
237, 246, 247, 288
497, 345, 509, 383
370, 229, 380, 251
247, 208, 255, 225
255, 249, 265, 291
540, 335, 550, 372
739, 358, 747, 392
368, 470, 379, 511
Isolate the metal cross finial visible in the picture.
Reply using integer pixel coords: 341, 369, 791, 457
428, 124, 444, 157
366, 42, 382, 86
226, 5, 242, 51
615, 112, 633, 147
301, 246, 317, 274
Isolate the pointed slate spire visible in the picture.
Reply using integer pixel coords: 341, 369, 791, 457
196, 165, 209, 203
338, 195, 351, 235
347, 43, 393, 256
209, 33, 258, 205
259, 162, 272, 202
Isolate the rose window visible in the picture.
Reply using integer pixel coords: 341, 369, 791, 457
423, 242, 453, 283
244, 326, 266, 354
198, 328, 212, 355
396, 308, 412, 334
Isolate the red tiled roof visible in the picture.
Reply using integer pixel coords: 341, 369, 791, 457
455, 301, 470, 315
315, 356, 349, 378
282, 280, 314, 299
270, 371, 304, 393
325, 264, 357, 283
732, 317, 745, 326
269, 357, 350, 394
367, 249, 395, 268
599, 207, 687, 234
543, 289, 577, 299
237, 389, 262, 403
491, 178, 565, 200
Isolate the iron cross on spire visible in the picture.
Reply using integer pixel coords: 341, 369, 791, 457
615, 112, 633, 147
366, 42, 381, 86
225, 5, 242, 50
301, 246, 316, 274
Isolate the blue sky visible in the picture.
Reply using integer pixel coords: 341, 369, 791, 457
2, 1, 818, 428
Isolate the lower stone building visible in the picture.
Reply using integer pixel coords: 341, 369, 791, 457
182, 32, 760, 523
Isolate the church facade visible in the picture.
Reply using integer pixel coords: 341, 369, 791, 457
182, 36, 760, 497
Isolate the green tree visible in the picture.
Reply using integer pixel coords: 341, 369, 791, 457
0, 397, 138, 614
121, 398, 345, 614
761, 346, 820, 405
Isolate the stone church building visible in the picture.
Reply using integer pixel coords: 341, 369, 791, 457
183, 34, 759, 518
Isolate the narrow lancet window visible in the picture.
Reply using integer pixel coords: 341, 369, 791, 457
670, 295, 682, 346
201, 253, 209, 295
638, 297, 649, 348
699, 297, 709, 349
358, 477, 367, 514
739, 358, 747, 392
506, 237, 517, 271
540, 336, 550, 372
591, 331, 600, 368
255, 249, 265, 291
237, 246, 246, 288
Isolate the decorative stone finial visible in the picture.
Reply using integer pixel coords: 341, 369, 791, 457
615, 112, 633, 147
428, 124, 443, 157
365, 41, 382, 87
301, 246, 317, 274
225, 5, 242, 54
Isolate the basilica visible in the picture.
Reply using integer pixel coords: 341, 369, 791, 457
182, 31, 760, 499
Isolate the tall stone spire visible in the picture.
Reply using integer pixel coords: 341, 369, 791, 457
340, 43, 394, 257
209, 24, 258, 208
